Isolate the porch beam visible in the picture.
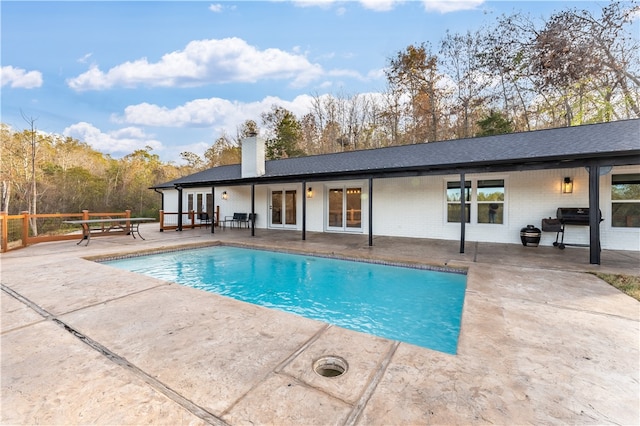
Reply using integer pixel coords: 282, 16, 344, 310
459, 172, 466, 253
588, 163, 601, 264
302, 181, 307, 241
176, 185, 183, 231
214, 185, 216, 234
251, 184, 255, 237
369, 177, 373, 247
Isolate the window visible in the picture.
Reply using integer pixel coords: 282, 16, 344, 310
446, 181, 471, 223
446, 179, 505, 224
327, 186, 362, 230
477, 180, 504, 224
611, 173, 640, 227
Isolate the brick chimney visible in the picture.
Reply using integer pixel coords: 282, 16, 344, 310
241, 133, 265, 178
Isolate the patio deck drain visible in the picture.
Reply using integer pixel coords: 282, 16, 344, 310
314, 356, 348, 378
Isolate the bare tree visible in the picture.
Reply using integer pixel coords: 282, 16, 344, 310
478, 14, 537, 131
0, 124, 12, 214
440, 30, 493, 138
386, 43, 443, 143
530, 1, 639, 125
21, 112, 39, 236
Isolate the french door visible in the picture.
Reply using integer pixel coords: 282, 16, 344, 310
327, 186, 362, 231
270, 189, 297, 228
187, 191, 213, 223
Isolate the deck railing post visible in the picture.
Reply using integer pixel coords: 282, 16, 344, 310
159, 210, 165, 232
21, 211, 29, 248
1, 213, 7, 253
82, 210, 89, 221
125, 210, 131, 234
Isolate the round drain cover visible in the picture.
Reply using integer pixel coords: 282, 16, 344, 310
313, 356, 348, 378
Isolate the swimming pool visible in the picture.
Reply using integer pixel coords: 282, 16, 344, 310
103, 246, 467, 354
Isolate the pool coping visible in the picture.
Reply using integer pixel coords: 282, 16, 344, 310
92, 241, 468, 275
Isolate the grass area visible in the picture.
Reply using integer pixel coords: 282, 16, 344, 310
593, 273, 640, 301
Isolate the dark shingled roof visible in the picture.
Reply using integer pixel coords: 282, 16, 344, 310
154, 119, 640, 189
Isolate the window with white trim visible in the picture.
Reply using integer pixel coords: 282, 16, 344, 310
477, 179, 504, 224
446, 181, 470, 223
611, 173, 640, 227
446, 179, 505, 224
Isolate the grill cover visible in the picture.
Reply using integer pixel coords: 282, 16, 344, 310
556, 207, 602, 225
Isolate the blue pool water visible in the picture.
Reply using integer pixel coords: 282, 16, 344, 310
103, 246, 467, 354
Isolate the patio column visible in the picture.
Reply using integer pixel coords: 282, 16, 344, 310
368, 177, 373, 247
302, 181, 307, 241
251, 184, 256, 237
588, 163, 601, 264
214, 185, 216, 234
176, 185, 183, 231
459, 172, 466, 253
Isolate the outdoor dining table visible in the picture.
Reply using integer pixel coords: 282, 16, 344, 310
63, 217, 155, 246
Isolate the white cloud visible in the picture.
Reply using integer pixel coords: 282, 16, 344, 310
291, 0, 336, 8
63, 122, 163, 154
66, 37, 325, 91
208, 3, 223, 12
114, 95, 317, 134
291, 0, 483, 13
359, 0, 401, 12
421, 0, 484, 13
0, 66, 43, 89
77, 53, 93, 64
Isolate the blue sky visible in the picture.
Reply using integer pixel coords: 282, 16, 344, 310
1, 1, 616, 163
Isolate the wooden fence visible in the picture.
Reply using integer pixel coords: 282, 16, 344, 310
1, 207, 220, 253
0, 210, 135, 253
158, 206, 219, 231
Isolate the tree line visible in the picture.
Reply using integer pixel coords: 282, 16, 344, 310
195, 2, 638, 166
2, 2, 638, 226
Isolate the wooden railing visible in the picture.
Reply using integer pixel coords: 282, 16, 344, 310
0, 210, 138, 253
159, 206, 220, 231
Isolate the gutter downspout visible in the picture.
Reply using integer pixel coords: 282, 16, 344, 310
153, 188, 164, 231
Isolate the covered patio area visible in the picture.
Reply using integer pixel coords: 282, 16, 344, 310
2, 224, 638, 424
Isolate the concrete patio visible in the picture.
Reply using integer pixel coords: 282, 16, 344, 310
2, 224, 639, 425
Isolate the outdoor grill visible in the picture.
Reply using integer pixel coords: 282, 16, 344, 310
544, 207, 603, 250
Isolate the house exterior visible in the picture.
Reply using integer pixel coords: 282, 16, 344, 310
152, 119, 640, 264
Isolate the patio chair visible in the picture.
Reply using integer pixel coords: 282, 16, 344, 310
235, 213, 248, 228
238, 213, 256, 228
198, 212, 211, 228
223, 212, 247, 229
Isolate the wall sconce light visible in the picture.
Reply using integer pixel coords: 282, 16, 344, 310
562, 177, 573, 194
307, 187, 313, 198
222, 191, 228, 200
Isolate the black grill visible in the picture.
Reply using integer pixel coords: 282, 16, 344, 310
544, 207, 603, 250
556, 207, 601, 225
